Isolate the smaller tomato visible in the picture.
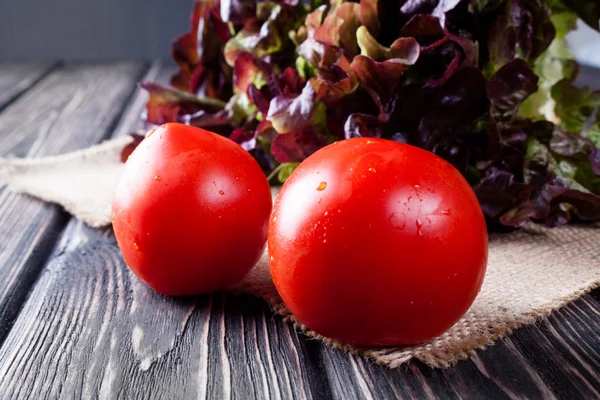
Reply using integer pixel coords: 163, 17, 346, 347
269, 138, 488, 346
112, 123, 272, 296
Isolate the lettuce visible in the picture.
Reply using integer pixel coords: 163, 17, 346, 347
140, 0, 600, 229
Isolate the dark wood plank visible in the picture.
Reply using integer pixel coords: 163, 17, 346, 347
318, 295, 600, 399
0, 242, 330, 399
0, 63, 55, 110
0, 62, 330, 399
0, 62, 148, 344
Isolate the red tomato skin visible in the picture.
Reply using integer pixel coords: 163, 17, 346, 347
112, 123, 272, 296
269, 138, 488, 346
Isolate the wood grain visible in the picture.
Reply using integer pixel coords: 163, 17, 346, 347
0, 63, 55, 111
0, 62, 147, 344
318, 295, 600, 399
0, 244, 329, 400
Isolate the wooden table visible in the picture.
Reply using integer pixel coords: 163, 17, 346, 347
0, 62, 599, 399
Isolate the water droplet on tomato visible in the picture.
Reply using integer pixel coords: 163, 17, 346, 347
441, 209, 451, 215
133, 242, 140, 251
416, 219, 423, 236
317, 198, 322, 203
317, 182, 327, 191
323, 239, 327, 244
247, 188, 252, 192
270, 256, 274, 261
414, 184, 420, 189
324, 211, 328, 216
219, 190, 225, 195
273, 216, 277, 223
389, 213, 406, 230
235, 176, 239, 181
154, 175, 160, 181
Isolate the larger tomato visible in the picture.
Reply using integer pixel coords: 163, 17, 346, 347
112, 123, 272, 296
269, 138, 488, 346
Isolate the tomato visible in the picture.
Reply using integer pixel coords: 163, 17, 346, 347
269, 138, 487, 346
112, 123, 272, 296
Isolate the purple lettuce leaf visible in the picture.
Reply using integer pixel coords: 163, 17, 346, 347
270, 126, 329, 163
137, 0, 600, 230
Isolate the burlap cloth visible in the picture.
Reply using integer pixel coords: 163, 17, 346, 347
1, 137, 599, 368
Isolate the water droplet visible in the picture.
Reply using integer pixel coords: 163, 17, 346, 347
146, 128, 157, 138
350, 167, 354, 172
133, 242, 139, 251
414, 184, 421, 189
270, 256, 274, 261
218, 215, 222, 219
441, 209, 451, 215
154, 175, 160, 181
317, 198, 322, 203
453, 273, 458, 277
410, 301, 414, 305
337, 209, 341, 213
273, 216, 277, 223
323, 239, 327, 244
416, 219, 423, 236
317, 182, 327, 191
389, 213, 407, 230
235, 176, 239, 181
219, 190, 225, 195
324, 211, 328, 216
247, 188, 252, 192
408, 196, 412, 202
